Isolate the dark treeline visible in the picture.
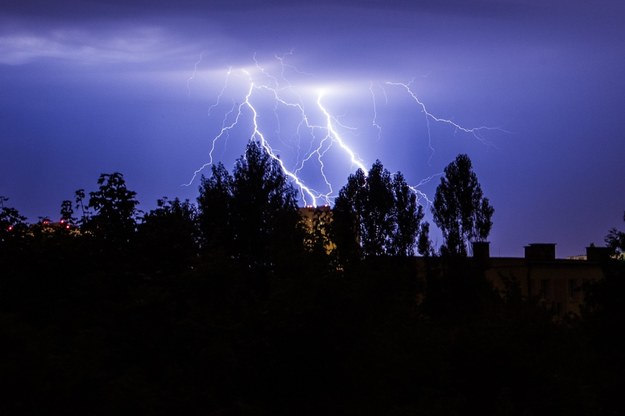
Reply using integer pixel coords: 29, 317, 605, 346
1, 142, 624, 415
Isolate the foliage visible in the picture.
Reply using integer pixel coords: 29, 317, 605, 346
432, 153, 494, 256
230, 141, 302, 267
135, 197, 199, 274
84, 172, 140, 246
332, 160, 424, 261
0, 197, 29, 266
605, 211, 625, 257
74, 188, 90, 226
59, 199, 77, 226
332, 168, 366, 262
0, 196, 28, 237
417, 220, 433, 257
197, 162, 233, 255
391, 171, 423, 256
197, 140, 304, 271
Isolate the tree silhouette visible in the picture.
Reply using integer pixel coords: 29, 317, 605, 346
332, 167, 366, 262
60, 199, 77, 227
197, 162, 233, 256
432, 154, 494, 256
230, 141, 303, 270
74, 188, 90, 226
417, 221, 433, 257
197, 141, 304, 271
135, 197, 199, 273
390, 171, 424, 256
85, 172, 139, 247
333, 160, 424, 260
0, 197, 30, 273
0, 196, 27, 235
0, 196, 28, 248
359, 160, 395, 256
605, 211, 625, 257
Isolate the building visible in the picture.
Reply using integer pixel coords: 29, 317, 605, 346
472, 242, 608, 318
299, 205, 336, 254
297, 205, 610, 319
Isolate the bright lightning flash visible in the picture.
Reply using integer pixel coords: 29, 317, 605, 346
184, 55, 504, 207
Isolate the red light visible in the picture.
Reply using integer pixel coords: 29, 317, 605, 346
8, 225, 13, 231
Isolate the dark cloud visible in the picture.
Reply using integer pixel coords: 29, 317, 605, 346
1, 0, 553, 20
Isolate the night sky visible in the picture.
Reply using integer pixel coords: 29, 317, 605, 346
2, 0, 624, 257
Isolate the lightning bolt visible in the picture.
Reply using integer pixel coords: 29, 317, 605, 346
186, 51, 205, 98
207, 66, 233, 117
385, 80, 506, 146
317, 90, 367, 174
369, 81, 383, 141
409, 173, 444, 206
184, 54, 505, 208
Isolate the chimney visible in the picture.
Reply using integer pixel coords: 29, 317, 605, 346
586, 246, 611, 262
524, 243, 556, 261
472, 241, 490, 260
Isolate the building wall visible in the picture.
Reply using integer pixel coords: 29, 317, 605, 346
299, 206, 336, 254
413, 243, 607, 319
485, 260, 604, 317
480, 243, 607, 318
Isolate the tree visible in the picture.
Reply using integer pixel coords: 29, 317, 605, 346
432, 154, 494, 257
605, 211, 625, 258
359, 160, 395, 256
136, 197, 199, 273
197, 162, 233, 255
0, 196, 28, 240
417, 221, 433, 257
60, 200, 77, 227
230, 141, 303, 270
74, 189, 90, 226
332, 168, 366, 262
197, 141, 304, 271
332, 160, 424, 260
85, 172, 140, 246
390, 171, 424, 256
0, 197, 29, 270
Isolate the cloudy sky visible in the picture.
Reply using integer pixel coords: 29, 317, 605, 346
1, 0, 624, 257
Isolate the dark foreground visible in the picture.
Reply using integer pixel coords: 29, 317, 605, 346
1, 256, 624, 416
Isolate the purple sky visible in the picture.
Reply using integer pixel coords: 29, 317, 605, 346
2, 0, 624, 257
